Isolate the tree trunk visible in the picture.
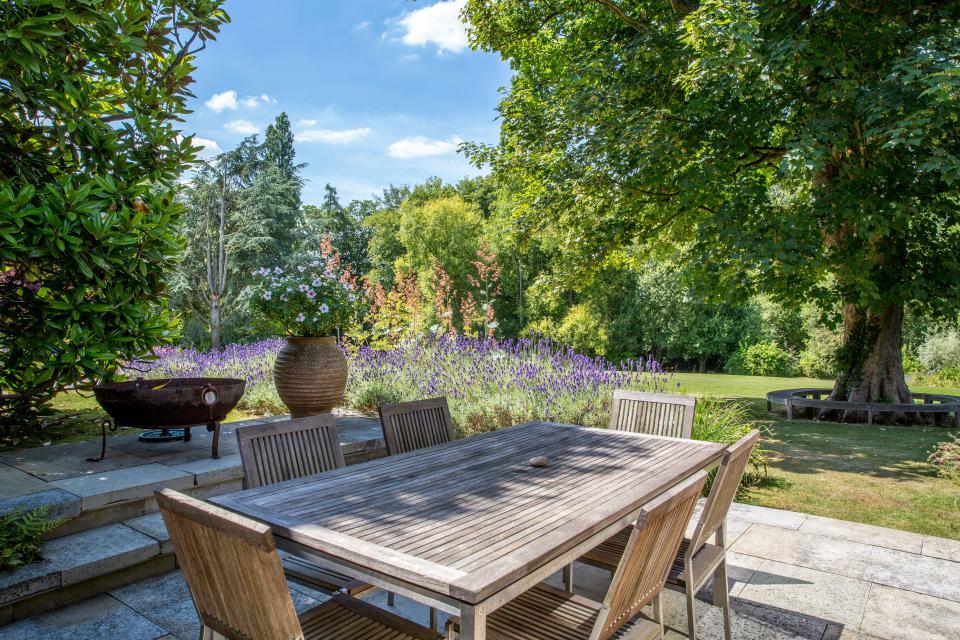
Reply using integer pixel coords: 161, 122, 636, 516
210, 295, 221, 350
698, 354, 707, 373
829, 304, 912, 418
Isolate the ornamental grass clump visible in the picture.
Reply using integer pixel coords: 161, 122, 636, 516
693, 395, 769, 490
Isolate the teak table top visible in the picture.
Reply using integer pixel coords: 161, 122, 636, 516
212, 421, 725, 604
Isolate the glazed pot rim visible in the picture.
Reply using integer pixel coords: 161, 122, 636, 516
282, 335, 338, 343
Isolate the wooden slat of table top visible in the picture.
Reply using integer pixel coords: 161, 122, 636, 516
212, 421, 724, 603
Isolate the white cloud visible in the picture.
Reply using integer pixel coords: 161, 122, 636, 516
355, 20, 372, 30
205, 90, 238, 112
297, 127, 373, 144
387, 135, 462, 159
224, 119, 260, 135
297, 118, 319, 128
192, 137, 222, 158
240, 94, 277, 108
397, 0, 468, 53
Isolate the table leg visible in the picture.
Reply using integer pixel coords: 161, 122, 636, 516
459, 604, 486, 640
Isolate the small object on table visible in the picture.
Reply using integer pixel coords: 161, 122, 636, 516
529, 456, 550, 467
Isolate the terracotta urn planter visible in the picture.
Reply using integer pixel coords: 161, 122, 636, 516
273, 336, 347, 417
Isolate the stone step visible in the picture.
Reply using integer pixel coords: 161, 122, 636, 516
0, 416, 387, 626
0, 514, 175, 625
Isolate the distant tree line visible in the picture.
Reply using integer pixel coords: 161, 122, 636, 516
174, 114, 960, 377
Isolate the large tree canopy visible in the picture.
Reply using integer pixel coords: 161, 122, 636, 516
0, 0, 229, 415
464, 0, 960, 405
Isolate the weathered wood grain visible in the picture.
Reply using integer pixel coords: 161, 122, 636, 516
212, 422, 724, 606
608, 390, 696, 439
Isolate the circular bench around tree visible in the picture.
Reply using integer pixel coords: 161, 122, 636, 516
766, 388, 960, 427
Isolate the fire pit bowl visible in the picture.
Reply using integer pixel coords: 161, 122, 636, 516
93, 377, 245, 459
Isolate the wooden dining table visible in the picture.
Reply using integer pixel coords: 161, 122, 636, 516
211, 421, 726, 639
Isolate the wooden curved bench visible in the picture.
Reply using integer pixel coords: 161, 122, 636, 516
766, 388, 960, 426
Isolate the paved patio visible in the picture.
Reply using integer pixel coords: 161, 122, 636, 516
1, 500, 957, 640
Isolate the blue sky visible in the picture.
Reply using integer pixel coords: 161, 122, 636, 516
184, 0, 510, 204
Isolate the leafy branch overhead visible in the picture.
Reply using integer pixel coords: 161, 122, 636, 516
0, 0, 230, 414
463, 0, 960, 406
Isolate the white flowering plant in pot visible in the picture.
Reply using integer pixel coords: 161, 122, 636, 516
250, 235, 362, 337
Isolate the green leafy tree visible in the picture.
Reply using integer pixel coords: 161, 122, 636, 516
264, 112, 301, 181
171, 129, 302, 348
615, 259, 761, 371
0, 0, 228, 418
465, 0, 960, 406
303, 184, 371, 273
398, 195, 483, 302
363, 184, 413, 285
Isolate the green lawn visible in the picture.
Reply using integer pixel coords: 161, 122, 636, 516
38, 373, 960, 539
671, 372, 960, 540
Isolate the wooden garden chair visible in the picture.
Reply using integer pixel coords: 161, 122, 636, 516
608, 390, 697, 439
379, 397, 455, 456
235, 416, 372, 598
155, 488, 442, 640
578, 429, 762, 640
446, 471, 707, 640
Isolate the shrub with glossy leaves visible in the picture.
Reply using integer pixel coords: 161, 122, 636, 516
0, 1, 229, 424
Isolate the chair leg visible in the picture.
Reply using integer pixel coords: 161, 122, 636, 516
685, 562, 697, 640
715, 560, 732, 640
562, 563, 574, 592
445, 618, 460, 640
429, 607, 437, 631
387, 591, 395, 606
652, 593, 664, 638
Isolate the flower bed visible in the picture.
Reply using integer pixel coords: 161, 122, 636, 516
137, 336, 672, 435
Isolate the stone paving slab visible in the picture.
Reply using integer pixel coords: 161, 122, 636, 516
863, 546, 960, 603
727, 503, 809, 530
0, 440, 150, 481
0, 464, 49, 500
0, 522, 159, 605
49, 464, 194, 510
123, 513, 171, 554
798, 515, 923, 554
733, 523, 874, 580
661, 592, 829, 640
109, 570, 323, 640
737, 559, 871, 628
0, 489, 80, 521
112, 426, 242, 461
723, 550, 765, 598
0, 594, 169, 640
860, 583, 960, 640
165, 453, 243, 486
922, 535, 960, 563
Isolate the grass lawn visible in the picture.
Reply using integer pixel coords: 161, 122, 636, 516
35, 372, 960, 539
673, 372, 960, 540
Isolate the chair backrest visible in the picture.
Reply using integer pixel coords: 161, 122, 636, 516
591, 471, 707, 640
688, 429, 761, 552
236, 415, 345, 489
378, 397, 455, 456
608, 390, 696, 439
155, 488, 304, 640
